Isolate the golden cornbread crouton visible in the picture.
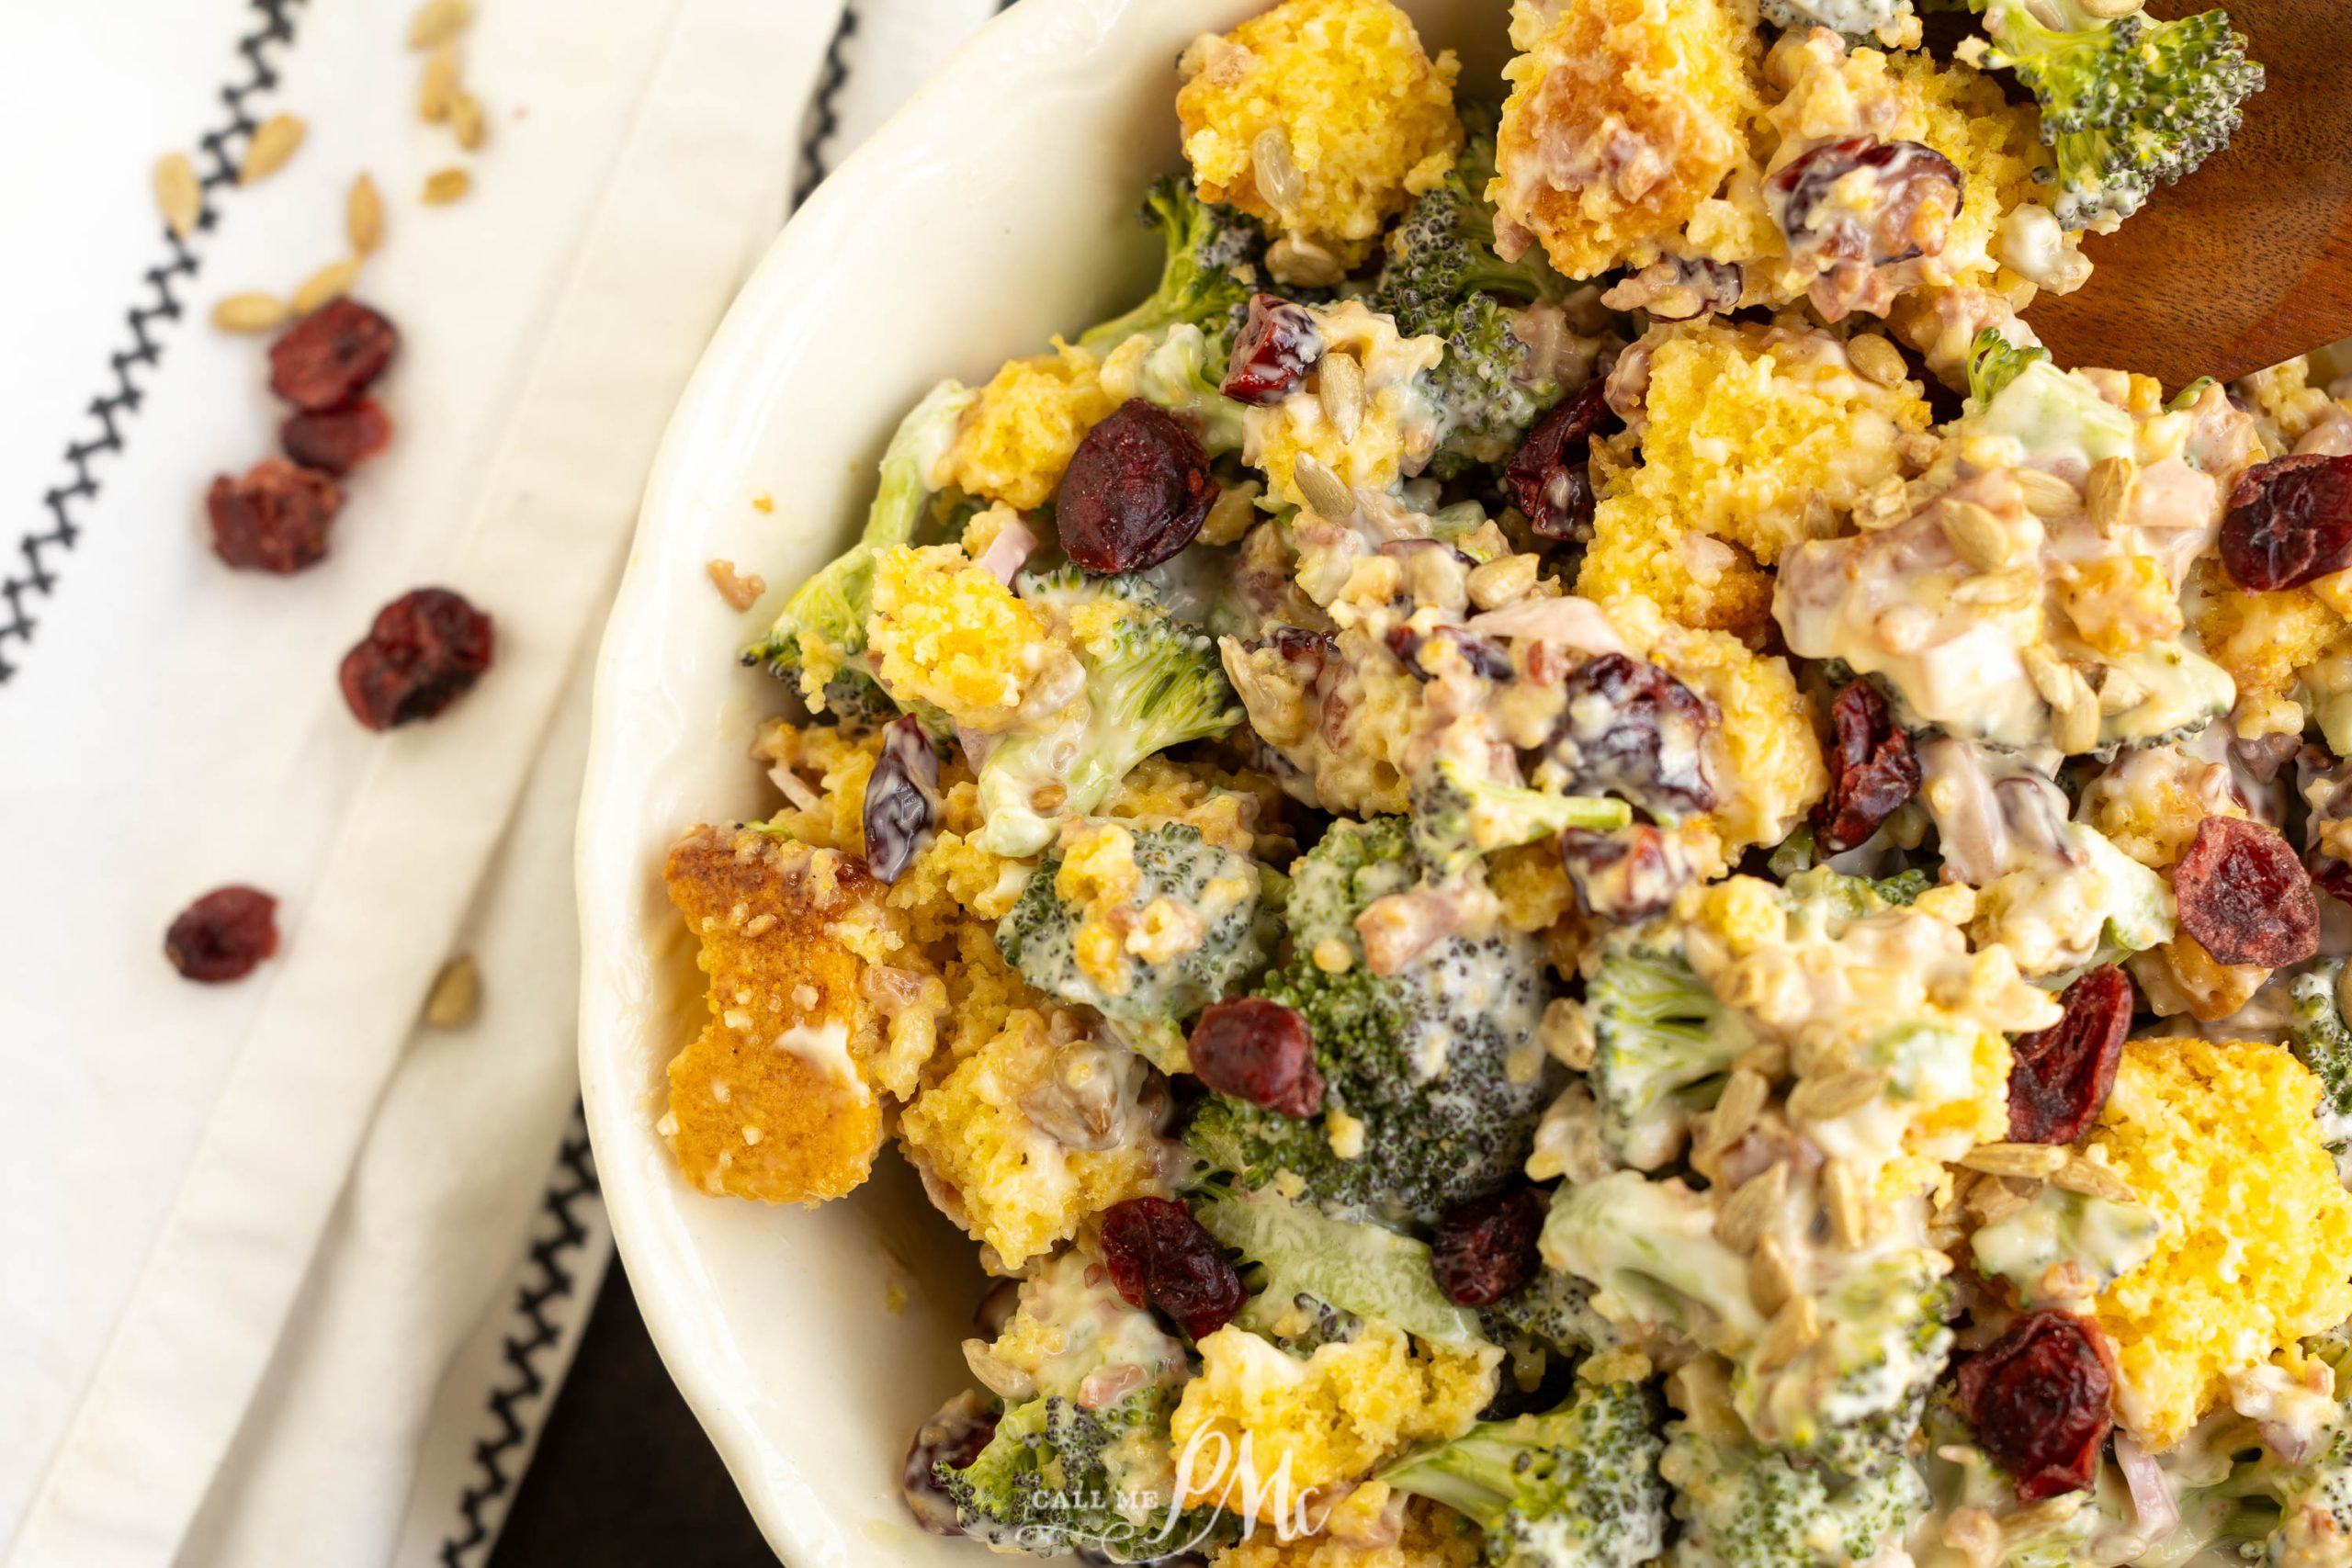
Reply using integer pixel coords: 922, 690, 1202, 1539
2087, 1038, 2352, 1450
662, 826, 940, 1205
1177, 0, 1462, 265
897, 1004, 1174, 1269
1492, 0, 1760, 284
1208, 1500, 1485, 1567
865, 541, 1075, 732
2188, 557, 2352, 740
942, 339, 1116, 511
1172, 1323, 1500, 1522
1577, 320, 1929, 636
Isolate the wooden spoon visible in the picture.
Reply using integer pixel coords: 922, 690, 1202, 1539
2023, 0, 2352, 389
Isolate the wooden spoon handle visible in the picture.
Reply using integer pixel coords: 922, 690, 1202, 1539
2023, 0, 2352, 390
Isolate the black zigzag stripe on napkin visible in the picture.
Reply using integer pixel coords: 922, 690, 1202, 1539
0, 0, 307, 688
436, 1117, 602, 1568
791, 6, 860, 208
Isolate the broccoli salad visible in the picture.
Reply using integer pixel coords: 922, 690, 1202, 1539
657, 0, 2352, 1562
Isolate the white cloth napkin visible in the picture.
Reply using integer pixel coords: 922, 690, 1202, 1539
0, 0, 853, 1562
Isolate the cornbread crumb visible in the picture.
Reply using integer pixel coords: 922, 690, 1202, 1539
943, 340, 1116, 511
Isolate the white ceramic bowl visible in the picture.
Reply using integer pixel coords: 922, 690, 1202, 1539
576, 1, 1517, 1559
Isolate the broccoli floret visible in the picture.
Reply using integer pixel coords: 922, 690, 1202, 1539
1964, 0, 2263, 231
998, 821, 1277, 1068
1193, 1182, 1487, 1349
1117, 324, 1249, 454
1965, 325, 2052, 412
2290, 962, 2352, 1182
744, 378, 977, 696
1482, 1267, 1619, 1364
1732, 1253, 1953, 1478
1370, 112, 1575, 476
1412, 759, 1631, 880
1664, 1424, 1929, 1568
1758, 0, 1912, 43
1077, 175, 1264, 362
1182, 818, 1555, 1223
976, 571, 1242, 857
1542, 1171, 1764, 1347
1970, 1183, 2165, 1303
1585, 936, 1754, 1170
940, 1389, 1227, 1562
1380, 1379, 1669, 1568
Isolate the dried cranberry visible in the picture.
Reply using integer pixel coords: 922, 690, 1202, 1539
905, 1390, 998, 1535
2008, 965, 2132, 1145
863, 715, 941, 884
1505, 381, 1612, 541
1222, 294, 1324, 406
280, 398, 392, 476
2173, 816, 2320, 968
1098, 1196, 1245, 1341
1560, 823, 1691, 923
1266, 626, 1336, 681
1767, 137, 1962, 268
1386, 625, 1514, 682
1958, 1309, 2115, 1503
1547, 653, 1717, 818
207, 457, 343, 572
268, 298, 399, 412
164, 886, 280, 982
2219, 455, 2352, 592
1056, 400, 1216, 574
1189, 998, 1324, 1117
2311, 845, 2352, 907
1430, 1188, 1548, 1306
1815, 681, 1921, 853
338, 587, 495, 731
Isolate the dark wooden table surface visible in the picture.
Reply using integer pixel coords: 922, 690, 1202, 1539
489, 1259, 780, 1567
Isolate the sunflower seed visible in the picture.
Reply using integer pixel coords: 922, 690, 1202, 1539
1791, 1067, 1886, 1122
1267, 234, 1343, 288
154, 152, 202, 239
1292, 454, 1355, 520
452, 91, 488, 151
1846, 333, 1907, 389
212, 292, 290, 333
408, 0, 474, 49
1318, 353, 1366, 442
1251, 129, 1303, 212
1823, 1156, 1869, 1249
1749, 1235, 1796, 1317
2096, 666, 2150, 716
2050, 671, 2100, 755
2086, 457, 2137, 536
1715, 1160, 1787, 1253
1754, 1293, 1822, 1374
2023, 646, 2075, 708
1960, 1142, 2067, 1179
2073, 0, 2142, 16
241, 114, 306, 185
2011, 467, 2082, 519
292, 255, 362, 316
420, 40, 461, 123
2004, 1495, 2086, 1540
1952, 567, 2037, 605
1941, 501, 2017, 571
422, 166, 472, 205
1709, 1067, 1771, 1152
424, 954, 481, 1029
2052, 1156, 2134, 1201
346, 173, 384, 255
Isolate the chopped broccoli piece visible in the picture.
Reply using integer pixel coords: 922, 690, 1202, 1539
1778, 864, 1933, 926
1194, 1183, 1487, 1349
1971, 1183, 2165, 1303
1380, 1379, 1669, 1568
1182, 818, 1554, 1223
1370, 110, 1575, 476
975, 572, 1241, 857
940, 1389, 1225, 1562
2291, 962, 2352, 1177
744, 378, 977, 697
1412, 759, 1630, 880
1965, 0, 2263, 231
1542, 1171, 1763, 1347
1482, 1266, 1619, 1364
1585, 937, 1753, 1170
1966, 354, 2138, 467
1664, 1423, 1929, 1568
1732, 1252, 1953, 1478
997, 821, 1277, 1067
1117, 323, 1248, 454
1077, 175, 1265, 362
1758, 0, 1913, 42
1965, 325, 2052, 412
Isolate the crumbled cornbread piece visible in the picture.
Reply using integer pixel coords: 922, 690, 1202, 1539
2189, 558, 2352, 739
897, 1008, 1170, 1269
1177, 0, 1462, 264
2089, 1038, 2352, 1450
866, 542, 1073, 731
1173, 1323, 1501, 1521
943, 340, 1117, 511
662, 826, 930, 1205
1578, 321, 1929, 635
1492, 0, 1759, 283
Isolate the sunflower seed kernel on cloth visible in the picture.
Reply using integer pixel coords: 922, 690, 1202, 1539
422, 166, 471, 205
154, 152, 202, 238
291, 256, 363, 316
241, 114, 306, 185
424, 954, 481, 1029
346, 173, 384, 255
408, 0, 474, 49
420, 41, 461, 123
212, 292, 291, 333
